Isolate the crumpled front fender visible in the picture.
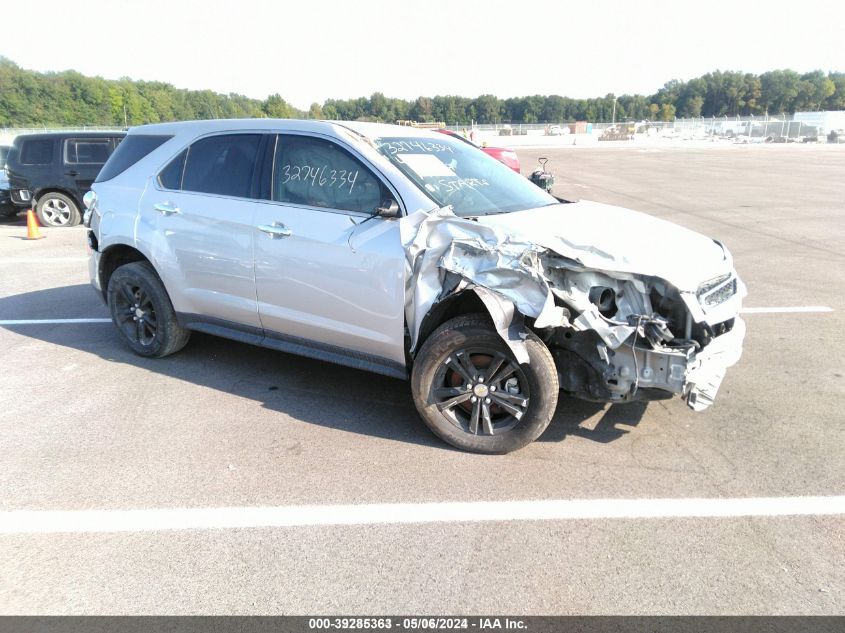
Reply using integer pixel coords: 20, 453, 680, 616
400, 207, 565, 359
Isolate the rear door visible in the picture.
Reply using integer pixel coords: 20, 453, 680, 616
138, 132, 266, 330
63, 137, 119, 198
253, 133, 407, 373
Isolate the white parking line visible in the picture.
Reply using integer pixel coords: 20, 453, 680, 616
0, 318, 111, 325
740, 306, 834, 314
2, 496, 843, 535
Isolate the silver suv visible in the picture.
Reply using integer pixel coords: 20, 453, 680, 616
86, 119, 746, 453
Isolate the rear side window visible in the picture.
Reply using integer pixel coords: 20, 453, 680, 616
20, 139, 54, 165
181, 134, 262, 198
158, 149, 187, 190
96, 135, 171, 182
65, 138, 112, 165
273, 135, 385, 214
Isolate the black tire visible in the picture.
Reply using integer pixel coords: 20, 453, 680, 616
412, 314, 559, 454
35, 192, 81, 227
0, 206, 19, 220
107, 261, 190, 358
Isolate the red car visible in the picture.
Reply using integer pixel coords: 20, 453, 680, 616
436, 129, 521, 174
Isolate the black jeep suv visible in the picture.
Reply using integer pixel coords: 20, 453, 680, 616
6, 131, 125, 226
0, 145, 15, 219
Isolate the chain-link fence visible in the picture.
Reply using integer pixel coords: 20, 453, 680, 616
672, 116, 823, 141
443, 122, 595, 137
444, 114, 839, 143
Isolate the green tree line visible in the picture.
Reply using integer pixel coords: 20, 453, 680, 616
1, 57, 842, 128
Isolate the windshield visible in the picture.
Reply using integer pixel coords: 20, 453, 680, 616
375, 135, 556, 217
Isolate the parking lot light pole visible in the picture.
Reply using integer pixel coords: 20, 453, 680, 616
612, 96, 617, 126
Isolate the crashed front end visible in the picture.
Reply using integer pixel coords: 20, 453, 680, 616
401, 206, 746, 412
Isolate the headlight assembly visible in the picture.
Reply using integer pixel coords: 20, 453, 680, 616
696, 274, 737, 307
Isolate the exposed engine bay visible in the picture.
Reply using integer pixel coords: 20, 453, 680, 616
540, 265, 743, 410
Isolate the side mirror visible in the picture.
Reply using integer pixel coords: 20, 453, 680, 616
376, 199, 400, 219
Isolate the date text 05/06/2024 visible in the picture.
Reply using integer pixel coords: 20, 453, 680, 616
308, 617, 527, 630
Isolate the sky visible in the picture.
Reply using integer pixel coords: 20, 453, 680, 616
3, 0, 844, 109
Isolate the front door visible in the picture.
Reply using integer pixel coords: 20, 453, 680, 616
253, 133, 407, 373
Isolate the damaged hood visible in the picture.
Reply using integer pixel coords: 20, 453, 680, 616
476, 200, 730, 292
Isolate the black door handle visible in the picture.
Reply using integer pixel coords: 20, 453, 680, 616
65, 170, 79, 176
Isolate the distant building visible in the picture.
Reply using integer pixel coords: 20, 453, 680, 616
793, 111, 845, 133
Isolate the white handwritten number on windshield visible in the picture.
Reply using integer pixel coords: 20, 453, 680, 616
378, 140, 454, 155
281, 164, 359, 194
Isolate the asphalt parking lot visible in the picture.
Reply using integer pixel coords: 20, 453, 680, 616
0, 143, 843, 615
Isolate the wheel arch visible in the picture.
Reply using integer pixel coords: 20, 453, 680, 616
413, 289, 490, 360
98, 244, 157, 300
413, 285, 539, 369
34, 187, 82, 210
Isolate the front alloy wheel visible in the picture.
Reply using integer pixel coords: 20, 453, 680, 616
433, 349, 530, 436
412, 314, 559, 454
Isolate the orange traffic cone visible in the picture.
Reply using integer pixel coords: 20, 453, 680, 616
24, 209, 45, 240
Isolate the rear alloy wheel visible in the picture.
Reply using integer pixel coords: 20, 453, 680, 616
36, 192, 81, 227
412, 314, 559, 453
107, 261, 190, 358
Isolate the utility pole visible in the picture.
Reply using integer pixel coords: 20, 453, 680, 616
611, 96, 617, 126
